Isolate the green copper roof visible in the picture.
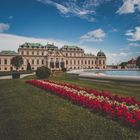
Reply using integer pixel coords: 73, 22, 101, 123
46, 44, 58, 48
97, 50, 106, 57
63, 45, 80, 49
0, 50, 17, 55
22, 42, 43, 47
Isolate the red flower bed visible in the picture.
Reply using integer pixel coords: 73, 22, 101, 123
26, 79, 140, 129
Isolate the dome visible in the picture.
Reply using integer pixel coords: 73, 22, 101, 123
97, 50, 106, 57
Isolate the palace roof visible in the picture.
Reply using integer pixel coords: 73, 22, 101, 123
97, 50, 106, 57
0, 50, 18, 55
20, 42, 43, 48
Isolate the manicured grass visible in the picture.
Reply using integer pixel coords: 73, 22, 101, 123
0, 73, 140, 139
0, 71, 33, 77
49, 73, 140, 101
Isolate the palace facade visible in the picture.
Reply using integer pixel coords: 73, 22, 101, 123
0, 43, 106, 71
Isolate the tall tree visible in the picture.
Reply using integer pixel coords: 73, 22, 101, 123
136, 56, 140, 67
11, 56, 23, 71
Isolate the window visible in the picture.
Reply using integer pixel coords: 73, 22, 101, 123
66, 53, 68, 56
66, 60, 68, 65
37, 51, 39, 55
50, 62, 54, 68
74, 60, 76, 65
85, 60, 87, 65
21, 51, 24, 55
32, 51, 34, 55
42, 52, 44, 56
4, 59, 7, 65
88, 60, 90, 65
61, 61, 64, 68
27, 51, 29, 55
32, 60, 34, 65
78, 60, 79, 65
4, 67, 7, 70
95, 60, 97, 64
99, 60, 101, 65
42, 60, 44, 65
70, 60, 72, 65
55, 61, 59, 68
0, 59, 1, 64
37, 59, 39, 65
81, 60, 83, 65
92, 60, 94, 65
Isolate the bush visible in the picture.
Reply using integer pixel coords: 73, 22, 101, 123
36, 66, 51, 79
12, 72, 20, 79
61, 67, 67, 72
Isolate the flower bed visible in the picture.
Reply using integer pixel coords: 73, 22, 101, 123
26, 79, 140, 129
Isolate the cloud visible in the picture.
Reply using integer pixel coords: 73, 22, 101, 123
0, 23, 10, 32
37, 0, 110, 22
80, 28, 106, 42
9, 16, 13, 19
0, 33, 67, 51
125, 27, 140, 41
129, 42, 140, 47
106, 51, 131, 64
117, 0, 140, 14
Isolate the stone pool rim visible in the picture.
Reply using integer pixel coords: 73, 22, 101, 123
67, 69, 140, 83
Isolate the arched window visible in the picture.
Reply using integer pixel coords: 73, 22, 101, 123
4, 59, 7, 64
32, 60, 34, 65
66, 60, 68, 65
85, 60, 87, 65
99, 60, 101, 65
61, 61, 65, 68
55, 61, 59, 68
42, 60, 44, 65
50, 62, 54, 68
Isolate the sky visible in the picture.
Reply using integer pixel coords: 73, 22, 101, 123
0, 0, 140, 64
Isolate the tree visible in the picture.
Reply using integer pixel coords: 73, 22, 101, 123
11, 56, 23, 71
36, 66, 51, 79
119, 62, 127, 69
136, 56, 140, 67
26, 62, 32, 71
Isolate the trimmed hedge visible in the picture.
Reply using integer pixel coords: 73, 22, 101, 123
36, 66, 51, 79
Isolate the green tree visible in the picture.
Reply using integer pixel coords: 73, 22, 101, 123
136, 56, 140, 67
11, 56, 23, 71
119, 62, 127, 68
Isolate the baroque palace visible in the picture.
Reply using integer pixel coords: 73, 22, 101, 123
0, 43, 106, 71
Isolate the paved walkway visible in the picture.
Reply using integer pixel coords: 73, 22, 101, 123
0, 72, 35, 80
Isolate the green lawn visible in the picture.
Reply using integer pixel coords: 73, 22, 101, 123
0, 73, 140, 140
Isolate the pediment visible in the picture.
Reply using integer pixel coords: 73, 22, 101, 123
47, 50, 64, 57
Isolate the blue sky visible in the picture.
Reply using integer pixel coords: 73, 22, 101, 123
0, 0, 140, 64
